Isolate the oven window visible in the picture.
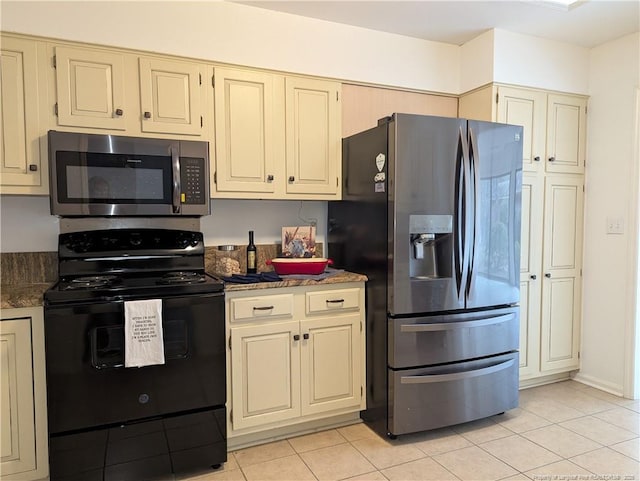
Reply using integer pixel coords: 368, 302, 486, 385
90, 319, 189, 369
56, 151, 173, 204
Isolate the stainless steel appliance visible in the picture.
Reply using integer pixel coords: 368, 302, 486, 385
48, 131, 210, 217
328, 113, 523, 438
44, 228, 226, 480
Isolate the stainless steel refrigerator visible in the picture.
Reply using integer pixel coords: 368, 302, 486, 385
328, 113, 523, 438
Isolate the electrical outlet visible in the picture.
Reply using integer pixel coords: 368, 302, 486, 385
606, 216, 625, 234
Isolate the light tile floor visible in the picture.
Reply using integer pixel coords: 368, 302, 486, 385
182, 381, 640, 481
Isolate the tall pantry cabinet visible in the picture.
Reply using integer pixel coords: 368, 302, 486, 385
460, 84, 587, 384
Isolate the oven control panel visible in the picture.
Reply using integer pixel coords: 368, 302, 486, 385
180, 157, 206, 205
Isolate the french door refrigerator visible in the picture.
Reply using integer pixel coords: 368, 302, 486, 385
328, 113, 523, 438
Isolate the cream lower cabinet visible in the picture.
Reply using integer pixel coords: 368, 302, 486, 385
518, 173, 584, 382
0, 36, 47, 194
212, 66, 342, 199
0, 307, 48, 481
226, 283, 365, 441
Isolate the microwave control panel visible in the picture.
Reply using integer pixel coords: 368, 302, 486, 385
180, 157, 207, 205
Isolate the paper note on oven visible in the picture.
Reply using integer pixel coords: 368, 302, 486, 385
124, 299, 165, 368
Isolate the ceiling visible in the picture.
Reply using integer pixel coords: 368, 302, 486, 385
233, 0, 639, 48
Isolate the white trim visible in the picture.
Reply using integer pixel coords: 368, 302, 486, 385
624, 87, 640, 400
572, 372, 625, 397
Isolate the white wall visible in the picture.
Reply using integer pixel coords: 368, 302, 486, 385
0, 1, 459, 94
460, 30, 495, 93
0, 195, 326, 252
577, 32, 640, 395
492, 29, 590, 95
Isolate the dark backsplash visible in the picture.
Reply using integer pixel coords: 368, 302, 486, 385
1, 243, 324, 285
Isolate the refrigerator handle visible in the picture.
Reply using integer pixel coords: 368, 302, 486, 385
467, 126, 480, 297
454, 127, 469, 299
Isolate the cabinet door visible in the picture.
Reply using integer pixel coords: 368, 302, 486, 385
496, 86, 546, 174
0, 318, 36, 477
55, 46, 126, 130
545, 94, 587, 174
230, 321, 300, 430
518, 173, 543, 379
0, 37, 43, 191
285, 77, 341, 196
214, 68, 279, 194
139, 57, 203, 136
540, 175, 584, 372
300, 314, 361, 416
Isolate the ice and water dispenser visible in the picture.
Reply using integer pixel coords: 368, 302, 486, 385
409, 214, 453, 279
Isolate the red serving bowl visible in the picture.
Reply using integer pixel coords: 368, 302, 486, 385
267, 258, 333, 275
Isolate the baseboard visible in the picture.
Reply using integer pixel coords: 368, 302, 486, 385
571, 372, 625, 397
227, 412, 362, 451
519, 372, 571, 389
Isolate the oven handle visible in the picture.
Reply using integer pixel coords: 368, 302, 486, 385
400, 358, 515, 384
171, 146, 181, 214
399, 313, 515, 332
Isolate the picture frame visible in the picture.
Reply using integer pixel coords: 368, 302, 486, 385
281, 226, 316, 258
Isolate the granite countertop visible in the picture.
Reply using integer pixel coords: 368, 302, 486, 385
1, 283, 51, 309
0, 272, 368, 308
223, 270, 368, 292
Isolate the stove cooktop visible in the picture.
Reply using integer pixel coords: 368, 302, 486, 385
45, 271, 224, 305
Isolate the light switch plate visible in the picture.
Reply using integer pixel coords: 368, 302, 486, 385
606, 216, 624, 234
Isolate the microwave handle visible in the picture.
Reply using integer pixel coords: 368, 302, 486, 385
171, 146, 181, 213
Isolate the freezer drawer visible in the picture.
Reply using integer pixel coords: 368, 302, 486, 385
388, 307, 519, 369
388, 352, 519, 436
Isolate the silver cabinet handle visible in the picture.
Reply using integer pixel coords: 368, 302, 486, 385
400, 313, 515, 333
288, 176, 295, 183
545, 273, 552, 278
530, 274, 537, 280
326, 299, 345, 304
401, 358, 515, 384
534, 156, 541, 162
144, 111, 151, 119
115, 108, 123, 116
267, 174, 274, 182
548, 156, 556, 162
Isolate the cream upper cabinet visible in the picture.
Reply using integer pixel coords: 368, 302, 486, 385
0, 307, 48, 481
496, 86, 547, 174
540, 175, 584, 373
52, 44, 207, 138
225, 283, 365, 444
0, 36, 46, 194
285, 77, 341, 196
139, 57, 204, 136
213, 67, 281, 195
460, 85, 587, 175
212, 68, 342, 200
545, 94, 587, 174
54, 45, 127, 131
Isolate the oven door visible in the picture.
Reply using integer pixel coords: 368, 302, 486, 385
48, 131, 210, 216
44, 293, 225, 435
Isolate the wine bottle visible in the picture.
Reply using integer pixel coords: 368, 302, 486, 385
247, 230, 257, 274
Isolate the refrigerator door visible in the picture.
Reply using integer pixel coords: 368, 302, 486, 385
466, 120, 523, 309
389, 114, 468, 315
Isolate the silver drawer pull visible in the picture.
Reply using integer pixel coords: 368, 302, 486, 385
400, 313, 514, 332
401, 358, 515, 384
326, 299, 345, 304
253, 305, 274, 311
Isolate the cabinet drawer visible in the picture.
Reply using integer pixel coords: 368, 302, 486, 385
230, 295, 294, 322
306, 288, 360, 315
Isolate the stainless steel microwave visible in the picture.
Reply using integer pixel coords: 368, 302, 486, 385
48, 131, 210, 217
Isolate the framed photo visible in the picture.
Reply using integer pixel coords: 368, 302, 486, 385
282, 226, 316, 258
